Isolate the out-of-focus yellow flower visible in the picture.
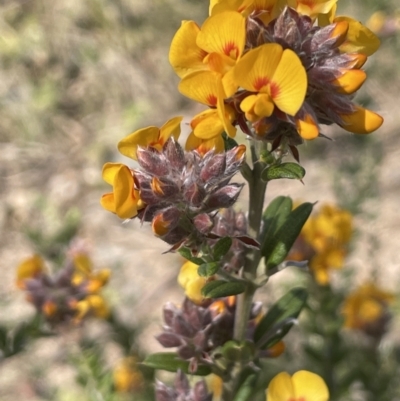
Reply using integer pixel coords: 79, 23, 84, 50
178, 260, 209, 304
118, 116, 182, 161
366, 10, 400, 36
342, 283, 394, 337
113, 357, 144, 393
74, 294, 110, 322
16, 254, 45, 289
299, 204, 352, 285
100, 163, 145, 219
267, 370, 329, 401
208, 374, 223, 401
71, 253, 110, 293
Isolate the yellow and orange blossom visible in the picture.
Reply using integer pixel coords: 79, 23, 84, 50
118, 116, 182, 161
100, 163, 145, 219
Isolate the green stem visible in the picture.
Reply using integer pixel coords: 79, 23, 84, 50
233, 160, 266, 341
221, 143, 267, 401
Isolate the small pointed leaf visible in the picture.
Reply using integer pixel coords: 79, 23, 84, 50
233, 373, 258, 401
178, 248, 205, 265
261, 196, 293, 258
213, 237, 232, 260
265, 202, 313, 270
202, 280, 246, 298
198, 262, 220, 277
254, 287, 308, 349
142, 352, 211, 376
261, 162, 305, 182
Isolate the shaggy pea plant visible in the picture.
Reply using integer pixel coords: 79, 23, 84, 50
101, 1, 383, 400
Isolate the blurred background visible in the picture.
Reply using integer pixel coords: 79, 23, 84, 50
0, 0, 400, 400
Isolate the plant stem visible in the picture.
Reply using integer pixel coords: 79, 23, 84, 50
233, 142, 267, 341
221, 144, 267, 401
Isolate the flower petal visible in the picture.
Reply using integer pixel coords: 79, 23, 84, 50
267, 372, 295, 401
118, 127, 160, 160
185, 131, 225, 154
169, 21, 207, 78
332, 69, 366, 94
191, 110, 225, 139
340, 106, 383, 134
292, 370, 329, 401
197, 11, 246, 61
179, 70, 223, 106
335, 16, 381, 56
271, 48, 307, 116
296, 113, 320, 139
234, 44, 283, 92
159, 116, 183, 143
102, 162, 126, 185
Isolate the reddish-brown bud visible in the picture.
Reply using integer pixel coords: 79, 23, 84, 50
193, 214, 214, 234
205, 184, 243, 209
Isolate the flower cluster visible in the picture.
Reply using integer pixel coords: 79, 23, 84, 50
16, 243, 110, 324
342, 283, 394, 339
289, 203, 352, 285
102, 131, 246, 249
156, 297, 262, 372
169, 0, 383, 154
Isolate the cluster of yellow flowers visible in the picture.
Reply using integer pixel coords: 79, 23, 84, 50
16, 249, 110, 324
342, 282, 394, 339
291, 203, 352, 285
169, 0, 382, 151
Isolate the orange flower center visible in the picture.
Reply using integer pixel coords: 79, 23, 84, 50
223, 41, 240, 59
206, 94, 218, 106
253, 76, 280, 97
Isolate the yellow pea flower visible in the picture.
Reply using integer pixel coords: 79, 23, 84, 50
179, 70, 237, 139
267, 370, 329, 401
178, 260, 209, 304
169, 11, 246, 85
185, 131, 225, 154
118, 116, 182, 161
233, 43, 307, 120
100, 163, 145, 219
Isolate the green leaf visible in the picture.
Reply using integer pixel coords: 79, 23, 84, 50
213, 237, 232, 260
198, 262, 220, 277
264, 202, 313, 270
260, 196, 293, 257
202, 280, 246, 298
223, 132, 239, 150
178, 248, 205, 265
142, 352, 211, 376
261, 162, 305, 182
233, 374, 257, 401
254, 287, 308, 349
